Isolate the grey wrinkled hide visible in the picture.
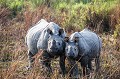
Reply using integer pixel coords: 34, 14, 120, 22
65, 28, 102, 77
68, 29, 102, 58
26, 19, 49, 54
25, 19, 66, 77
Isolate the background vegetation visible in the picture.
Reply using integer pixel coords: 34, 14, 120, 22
0, 0, 120, 79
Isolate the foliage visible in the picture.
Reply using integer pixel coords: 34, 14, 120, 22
0, 0, 24, 16
44, 0, 119, 32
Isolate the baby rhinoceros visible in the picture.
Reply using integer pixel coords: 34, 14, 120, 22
65, 29, 102, 77
25, 19, 66, 77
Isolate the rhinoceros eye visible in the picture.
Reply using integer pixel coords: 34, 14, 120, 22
74, 48, 77, 51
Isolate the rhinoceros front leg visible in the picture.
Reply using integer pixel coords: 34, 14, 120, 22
67, 58, 79, 78
27, 50, 35, 69
40, 51, 52, 77
59, 55, 66, 77
80, 55, 89, 76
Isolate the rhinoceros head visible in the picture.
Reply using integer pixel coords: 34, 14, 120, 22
65, 37, 79, 58
46, 28, 65, 55
37, 22, 66, 55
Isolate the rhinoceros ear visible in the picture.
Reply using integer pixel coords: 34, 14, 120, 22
59, 29, 64, 36
47, 29, 53, 35
74, 37, 79, 43
64, 37, 69, 42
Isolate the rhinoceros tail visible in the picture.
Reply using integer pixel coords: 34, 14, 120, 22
98, 36, 102, 52
25, 35, 27, 46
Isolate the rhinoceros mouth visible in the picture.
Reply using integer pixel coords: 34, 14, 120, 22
48, 50, 58, 53
65, 53, 76, 59
67, 56, 76, 59
47, 49, 63, 56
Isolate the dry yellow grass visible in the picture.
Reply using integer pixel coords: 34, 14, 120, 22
0, 21, 120, 79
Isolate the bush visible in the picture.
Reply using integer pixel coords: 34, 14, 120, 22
0, 0, 24, 16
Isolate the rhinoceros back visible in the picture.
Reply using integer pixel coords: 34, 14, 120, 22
26, 19, 49, 54
79, 29, 102, 58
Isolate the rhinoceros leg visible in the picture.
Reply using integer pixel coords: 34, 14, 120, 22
95, 57, 100, 72
68, 58, 79, 78
80, 56, 89, 76
40, 50, 52, 77
27, 50, 35, 69
88, 59, 92, 71
59, 55, 66, 77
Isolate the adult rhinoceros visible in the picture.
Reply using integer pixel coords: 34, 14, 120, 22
65, 28, 102, 77
25, 19, 66, 76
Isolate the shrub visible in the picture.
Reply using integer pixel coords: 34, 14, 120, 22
0, 0, 24, 17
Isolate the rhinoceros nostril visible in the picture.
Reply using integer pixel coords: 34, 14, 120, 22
68, 52, 74, 57
68, 53, 70, 56
72, 53, 74, 56
50, 47, 58, 51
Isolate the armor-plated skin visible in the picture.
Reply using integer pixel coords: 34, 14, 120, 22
65, 28, 102, 77
25, 19, 66, 77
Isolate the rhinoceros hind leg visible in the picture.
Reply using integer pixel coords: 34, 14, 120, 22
95, 57, 100, 72
27, 50, 35, 70
88, 60, 92, 71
